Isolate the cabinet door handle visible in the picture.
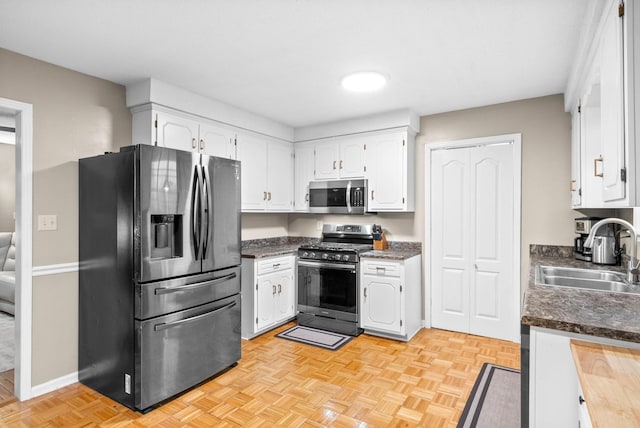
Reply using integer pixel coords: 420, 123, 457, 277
268, 192, 272, 201
570, 179, 577, 192
594, 157, 603, 177
272, 285, 277, 295
333, 160, 337, 170
305, 193, 309, 202
579, 395, 585, 405
263, 191, 267, 200
192, 138, 197, 149
376, 266, 386, 273
273, 263, 281, 269
339, 160, 343, 169
199, 139, 204, 151
364, 287, 367, 298
371, 190, 375, 200
278, 284, 282, 294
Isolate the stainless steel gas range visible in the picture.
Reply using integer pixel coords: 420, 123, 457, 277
297, 224, 375, 336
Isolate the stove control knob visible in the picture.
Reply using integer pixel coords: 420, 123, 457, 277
302, 252, 309, 258
310, 252, 316, 258
333, 254, 341, 261
342, 255, 350, 262
322, 253, 329, 260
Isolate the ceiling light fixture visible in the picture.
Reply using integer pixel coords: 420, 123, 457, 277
341, 71, 387, 92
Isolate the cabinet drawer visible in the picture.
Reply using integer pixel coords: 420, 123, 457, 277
257, 256, 294, 275
362, 260, 401, 277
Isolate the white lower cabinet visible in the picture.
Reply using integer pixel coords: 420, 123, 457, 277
241, 255, 295, 339
360, 255, 421, 341
528, 327, 640, 428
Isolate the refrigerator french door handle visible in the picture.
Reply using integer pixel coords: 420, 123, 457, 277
153, 301, 237, 331
200, 164, 210, 260
153, 272, 237, 295
191, 165, 201, 259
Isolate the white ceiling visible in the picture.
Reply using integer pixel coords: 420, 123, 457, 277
0, 0, 587, 128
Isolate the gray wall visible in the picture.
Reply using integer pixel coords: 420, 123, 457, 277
0, 144, 15, 232
0, 48, 132, 385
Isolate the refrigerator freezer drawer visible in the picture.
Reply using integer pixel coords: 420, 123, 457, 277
136, 266, 240, 319
135, 293, 241, 411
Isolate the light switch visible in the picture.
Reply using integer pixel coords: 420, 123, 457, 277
38, 214, 57, 231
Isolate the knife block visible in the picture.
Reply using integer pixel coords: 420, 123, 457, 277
373, 232, 388, 250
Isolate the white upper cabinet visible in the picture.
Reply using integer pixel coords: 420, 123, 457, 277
599, 0, 625, 202
567, 0, 639, 207
132, 106, 237, 159
314, 136, 365, 180
365, 130, 415, 212
293, 143, 315, 211
236, 132, 293, 212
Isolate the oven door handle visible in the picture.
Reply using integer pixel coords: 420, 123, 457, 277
298, 260, 357, 270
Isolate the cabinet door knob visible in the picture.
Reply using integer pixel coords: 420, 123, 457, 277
192, 138, 197, 149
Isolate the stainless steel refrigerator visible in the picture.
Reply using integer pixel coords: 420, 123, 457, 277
79, 144, 241, 412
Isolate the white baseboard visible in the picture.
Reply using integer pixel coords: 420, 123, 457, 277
30, 371, 78, 399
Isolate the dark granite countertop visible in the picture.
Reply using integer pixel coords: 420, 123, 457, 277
241, 237, 317, 259
241, 238, 422, 260
522, 246, 640, 343
361, 242, 422, 260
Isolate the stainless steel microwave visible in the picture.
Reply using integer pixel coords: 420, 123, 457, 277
308, 179, 368, 214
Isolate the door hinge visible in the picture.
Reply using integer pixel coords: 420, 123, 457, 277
154, 119, 158, 129
400, 320, 403, 327
619, 2, 624, 17
403, 139, 405, 146
256, 317, 258, 325
234, 137, 237, 146
579, 188, 582, 196
400, 285, 403, 292
364, 165, 367, 172
402, 197, 405, 204
256, 283, 258, 291
364, 144, 367, 150
578, 105, 581, 114
621, 168, 627, 182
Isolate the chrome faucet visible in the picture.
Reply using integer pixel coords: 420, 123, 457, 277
584, 218, 640, 284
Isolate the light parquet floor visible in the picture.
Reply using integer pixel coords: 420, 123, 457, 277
0, 324, 520, 427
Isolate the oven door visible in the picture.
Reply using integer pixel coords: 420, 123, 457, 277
297, 260, 358, 322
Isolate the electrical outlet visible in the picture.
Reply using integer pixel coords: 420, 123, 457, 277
316, 221, 322, 231
38, 214, 57, 231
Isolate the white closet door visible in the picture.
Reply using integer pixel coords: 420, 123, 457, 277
468, 143, 513, 341
430, 141, 515, 342
431, 148, 470, 333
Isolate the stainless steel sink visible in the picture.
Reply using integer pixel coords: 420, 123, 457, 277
535, 265, 639, 294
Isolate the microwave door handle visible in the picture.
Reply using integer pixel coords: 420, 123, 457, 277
346, 181, 352, 213
191, 165, 200, 259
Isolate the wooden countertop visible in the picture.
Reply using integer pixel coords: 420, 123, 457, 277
570, 340, 640, 427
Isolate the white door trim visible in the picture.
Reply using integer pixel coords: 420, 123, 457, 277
0, 97, 33, 399
425, 133, 521, 343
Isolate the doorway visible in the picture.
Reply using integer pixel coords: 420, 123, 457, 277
0, 97, 33, 400
426, 134, 521, 343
